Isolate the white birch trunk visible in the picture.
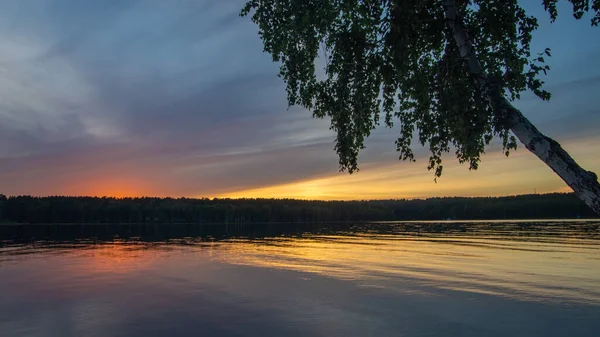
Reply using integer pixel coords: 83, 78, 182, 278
443, 0, 600, 215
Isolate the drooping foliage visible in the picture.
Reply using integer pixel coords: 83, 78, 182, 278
241, 0, 599, 177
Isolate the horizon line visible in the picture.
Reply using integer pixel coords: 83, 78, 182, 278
0, 191, 575, 202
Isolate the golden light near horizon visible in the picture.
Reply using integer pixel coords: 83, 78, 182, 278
3, 137, 597, 200
217, 138, 600, 200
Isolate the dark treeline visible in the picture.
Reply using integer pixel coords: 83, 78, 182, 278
0, 193, 596, 224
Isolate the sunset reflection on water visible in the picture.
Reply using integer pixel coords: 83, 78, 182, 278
211, 232, 600, 304
1, 221, 600, 337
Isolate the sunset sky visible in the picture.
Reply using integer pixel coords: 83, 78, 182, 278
0, 0, 599, 200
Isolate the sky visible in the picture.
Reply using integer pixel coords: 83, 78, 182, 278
0, 0, 598, 200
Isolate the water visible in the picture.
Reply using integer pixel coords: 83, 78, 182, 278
1, 220, 599, 337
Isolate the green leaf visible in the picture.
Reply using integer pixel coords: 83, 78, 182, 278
241, 0, 599, 177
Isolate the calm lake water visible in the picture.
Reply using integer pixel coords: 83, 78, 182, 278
1, 220, 599, 337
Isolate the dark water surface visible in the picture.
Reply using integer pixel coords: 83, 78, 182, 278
1, 220, 599, 337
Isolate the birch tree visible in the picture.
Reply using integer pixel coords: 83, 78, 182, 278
241, 0, 600, 214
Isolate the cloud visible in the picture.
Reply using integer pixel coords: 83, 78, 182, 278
0, 0, 598, 198
221, 135, 600, 200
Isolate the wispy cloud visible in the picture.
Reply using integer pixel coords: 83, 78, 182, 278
0, 0, 598, 198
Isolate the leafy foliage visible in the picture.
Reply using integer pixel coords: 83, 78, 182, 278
544, 0, 600, 25
241, 0, 599, 177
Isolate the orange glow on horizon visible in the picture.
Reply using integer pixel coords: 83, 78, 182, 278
16, 136, 596, 200
78, 176, 152, 198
